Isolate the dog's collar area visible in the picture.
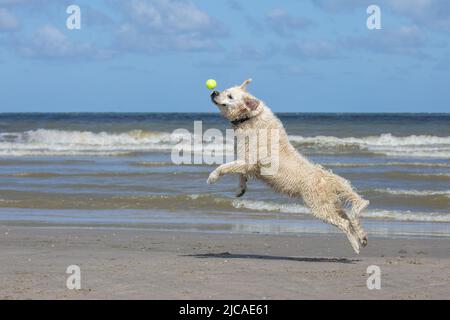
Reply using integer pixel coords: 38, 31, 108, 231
230, 116, 250, 126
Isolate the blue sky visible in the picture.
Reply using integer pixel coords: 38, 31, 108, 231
0, 0, 449, 113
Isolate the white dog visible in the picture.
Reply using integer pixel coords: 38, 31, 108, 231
208, 79, 369, 254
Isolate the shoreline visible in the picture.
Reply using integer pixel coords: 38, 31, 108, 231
0, 214, 449, 239
1, 225, 449, 299
1, 221, 450, 239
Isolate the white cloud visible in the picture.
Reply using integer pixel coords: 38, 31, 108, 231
115, 23, 218, 53
286, 40, 338, 60
311, 0, 369, 12
344, 25, 429, 57
16, 25, 112, 60
0, 0, 61, 5
0, 8, 19, 31
266, 8, 312, 37
228, 43, 278, 61
114, 0, 227, 54
128, 0, 212, 33
387, 0, 450, 29
227, 0, 242, 11
313, 0, 450, 31
83, 5, 114, 27
0, 0, 28, 4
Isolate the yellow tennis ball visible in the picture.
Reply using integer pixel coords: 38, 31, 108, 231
205, 79, 217, 90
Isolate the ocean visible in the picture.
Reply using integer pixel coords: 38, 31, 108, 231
0, 113, 449, 238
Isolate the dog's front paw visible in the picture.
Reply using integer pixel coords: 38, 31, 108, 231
235, 186, 246, 197
207, 171, 220, 184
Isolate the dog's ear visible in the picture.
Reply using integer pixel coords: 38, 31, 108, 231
244, 96, 259, 110
240, 78, 252, 91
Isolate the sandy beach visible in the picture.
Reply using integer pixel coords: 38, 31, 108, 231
0, 225, 449, 300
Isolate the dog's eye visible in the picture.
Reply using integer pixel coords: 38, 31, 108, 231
227, 94, 233, 100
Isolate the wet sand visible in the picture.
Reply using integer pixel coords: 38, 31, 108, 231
0, 225, 449, 299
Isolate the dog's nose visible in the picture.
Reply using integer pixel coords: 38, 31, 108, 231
211, 91, 219, 98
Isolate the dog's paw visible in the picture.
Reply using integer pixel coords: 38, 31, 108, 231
348, 234, 361, 255
207, 171, 220, 184
351, 241, 360, 255
360, 236, 368, 248
235, 187, 246, 197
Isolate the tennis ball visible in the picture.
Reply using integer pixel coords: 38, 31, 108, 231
205, 79, 217, 90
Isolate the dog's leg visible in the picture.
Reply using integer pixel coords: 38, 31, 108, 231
236, 174, 247, 197
333, 216, 361, 254
313, 207, 361, 254
348, 216, 368, 247
337, 190, 369, 247
207, 160, 249, 184
337, 208, 368, 248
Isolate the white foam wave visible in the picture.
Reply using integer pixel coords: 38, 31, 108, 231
1, 129, 449, 158
362, 210, 450, 222
289, 133, 450, 147
231, 199, 450, 222
231, 199, 310, 214
371, 188, 450, 197
0, 129, 233, 156
289, 133, 450, 157
325, 162, 450, 168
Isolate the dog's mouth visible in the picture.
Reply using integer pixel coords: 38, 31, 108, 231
210, 91, 226, 107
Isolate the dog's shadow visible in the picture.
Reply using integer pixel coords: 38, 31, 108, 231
184, 252, 358, 264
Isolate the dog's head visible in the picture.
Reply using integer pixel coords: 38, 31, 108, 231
210, 79, 262, 122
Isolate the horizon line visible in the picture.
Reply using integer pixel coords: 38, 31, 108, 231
1, 111, 449, 115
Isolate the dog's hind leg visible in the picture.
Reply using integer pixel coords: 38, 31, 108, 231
339, 187, 369, 217
335, 206, 368, 250
333, 182, 369, 247
347, 214, 368, 247
337, 191, 369, 247
236, 174, 247, 197
331, 216, 361, 254
312, 206, 361, 254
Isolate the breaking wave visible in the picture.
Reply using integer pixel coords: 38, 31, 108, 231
370, 188, 450, 198
231, 199, 310, 214
0, 129, 178, 156
289, 133, 450, 157
230, 198, 450, 223
324, 162, 450, 168
0, 129, 449, 158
